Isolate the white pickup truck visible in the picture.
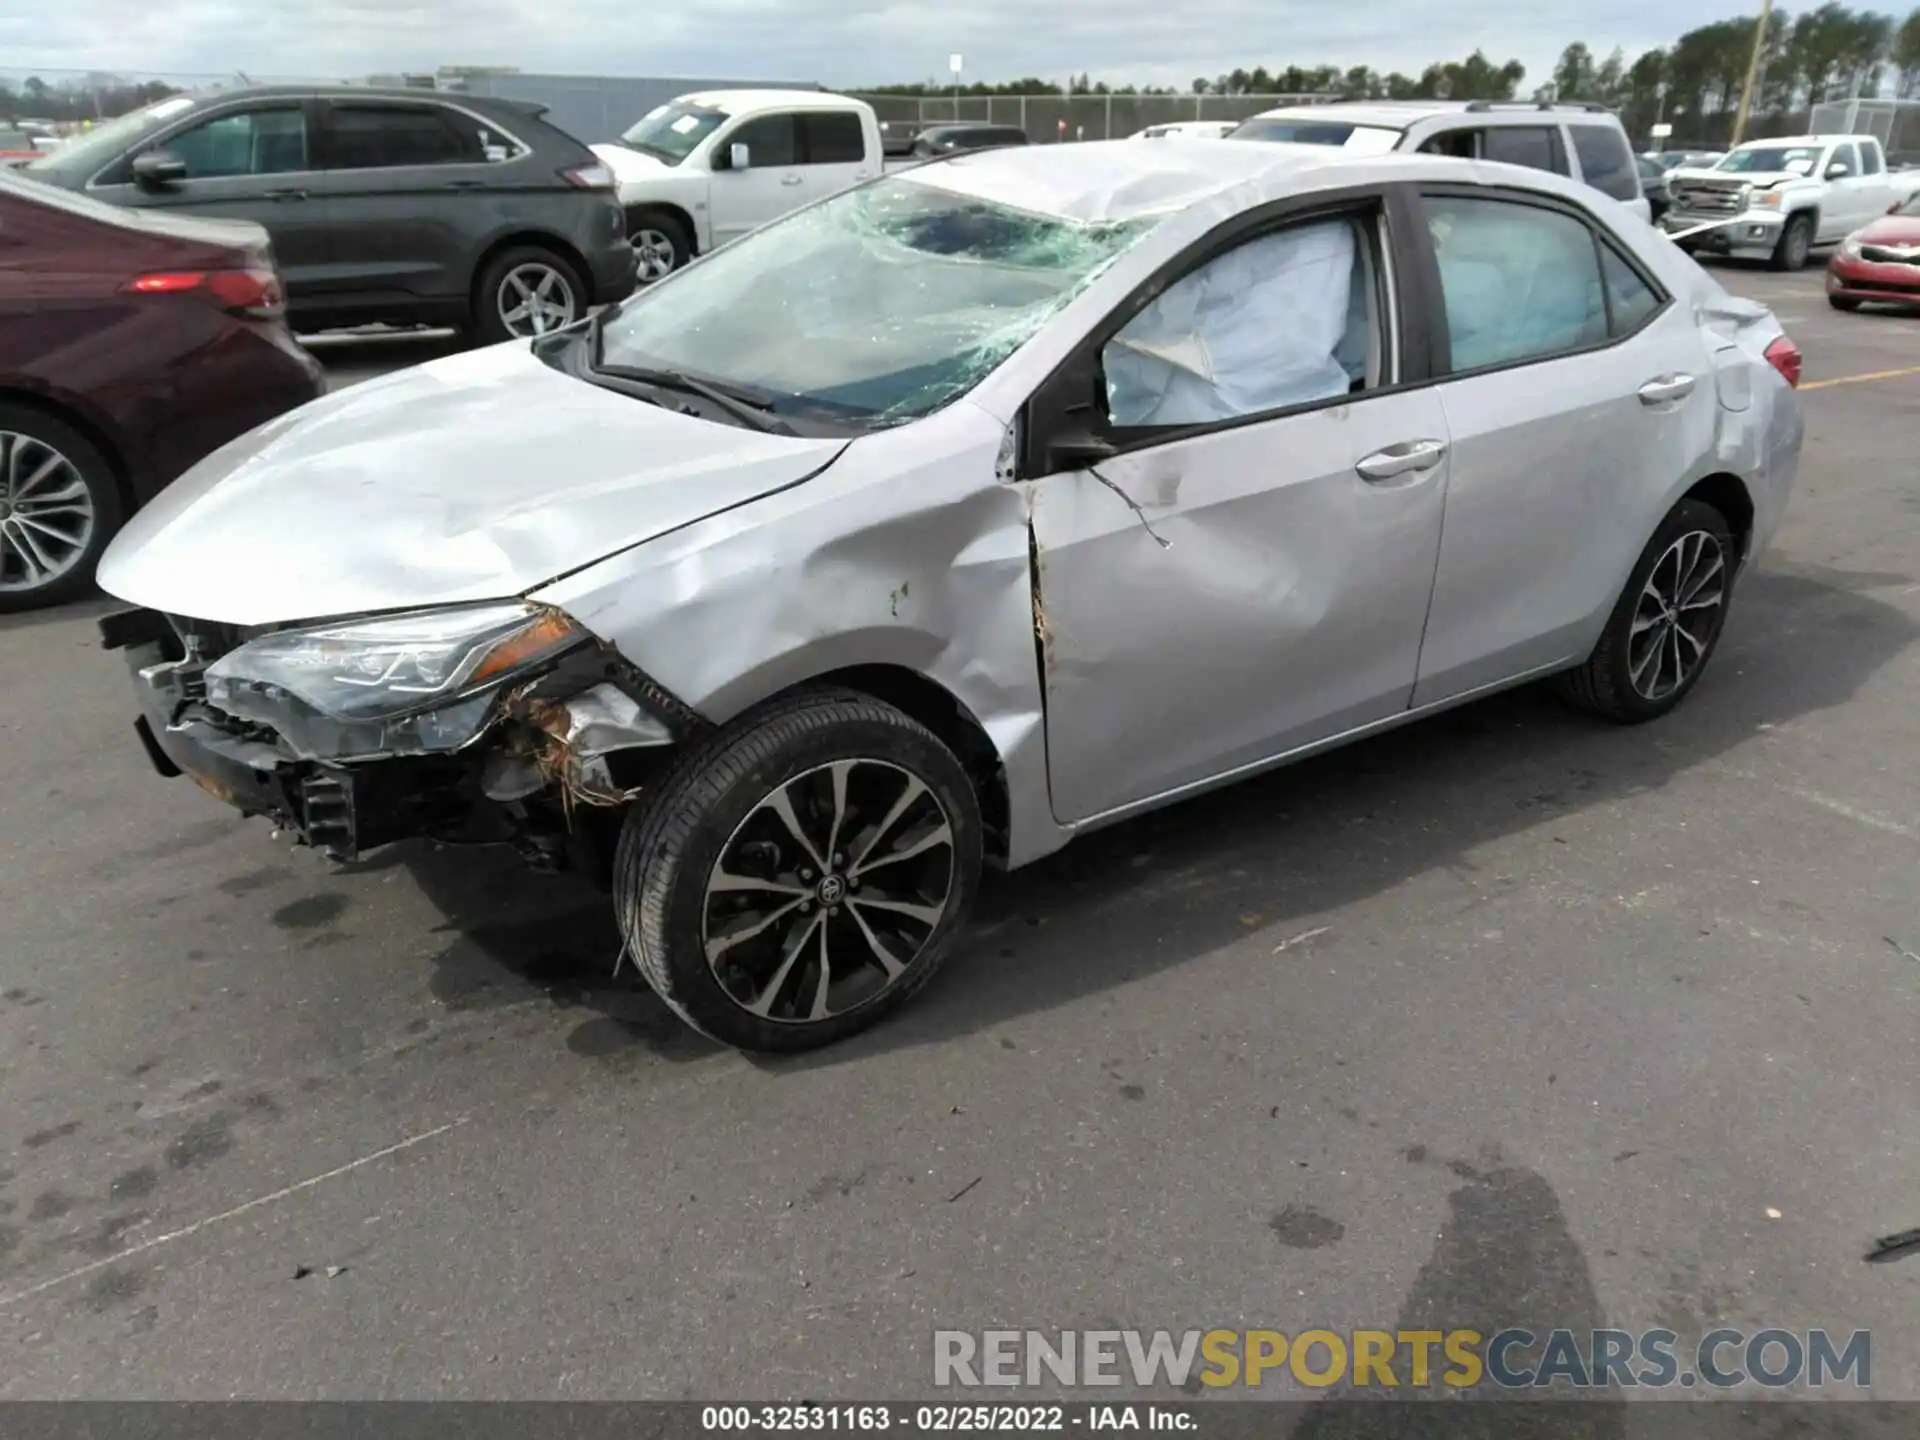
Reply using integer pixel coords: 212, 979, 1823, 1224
592, 90, 894, 282
1660, 133, 1920, 269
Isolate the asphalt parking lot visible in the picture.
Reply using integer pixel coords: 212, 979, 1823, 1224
1, 263, 1916, 1405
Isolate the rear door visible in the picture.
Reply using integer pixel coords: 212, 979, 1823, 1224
309, 98, 507, 311
707, 112, 804, 246
1408, 188, 1718, 704
89, 100, 332, 294
795, 110, 876, 207
1856, 139, 1897, 218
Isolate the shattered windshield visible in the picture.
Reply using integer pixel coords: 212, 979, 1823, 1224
618, 102, 727, 165
1716, 146, 1820, 175
595, 175, 1158, 428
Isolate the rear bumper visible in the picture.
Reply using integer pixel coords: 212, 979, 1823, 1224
584, 202, 640, 304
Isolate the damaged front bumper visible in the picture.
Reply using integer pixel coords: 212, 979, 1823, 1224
99, 606, 703, 868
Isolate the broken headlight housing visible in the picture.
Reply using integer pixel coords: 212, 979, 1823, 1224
204, 602, 587, 762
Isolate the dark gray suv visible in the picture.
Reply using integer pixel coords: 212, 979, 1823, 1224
23, 87, 637, 343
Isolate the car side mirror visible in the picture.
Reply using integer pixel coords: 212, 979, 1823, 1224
132, 150, 187, 188
1826, 162, 1851, 179
726, 142, 751, 171
1047, 436, 1118, 472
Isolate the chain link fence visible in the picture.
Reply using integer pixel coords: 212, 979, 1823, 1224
1810, 98, 1920, 164
852, 93, 1337, 143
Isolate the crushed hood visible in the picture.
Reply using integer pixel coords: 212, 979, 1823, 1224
1671, 168, 1804, 189
97, 342, 845, 627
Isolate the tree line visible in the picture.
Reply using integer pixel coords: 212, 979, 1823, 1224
869, 2, 1920, 141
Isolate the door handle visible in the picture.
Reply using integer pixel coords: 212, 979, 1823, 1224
263, 188, 308, 201
1637, 373, 1696, 405
1355, 438, 1447, 482
780, 173, 805, 186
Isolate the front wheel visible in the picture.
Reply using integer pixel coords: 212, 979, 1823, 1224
1828, 293, 1862, 312
473, 246, 587, 344
0, 404, 124, 613
1769, 213, 1813, 271
615, 690, 984, 1052
627, 209, 692, 284
1557, 499, 1737, 724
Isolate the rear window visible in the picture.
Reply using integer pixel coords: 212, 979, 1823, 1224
1229, 119, 1402, 153
1568, 123, 1639, 201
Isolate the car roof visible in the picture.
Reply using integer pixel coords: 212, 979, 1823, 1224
674, 88, 845, 112
901, 138, 1598, 224
1246, 100, 1624, 130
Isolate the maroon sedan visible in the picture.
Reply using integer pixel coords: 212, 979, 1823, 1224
0, 170, 323, 609
1827, 194, 1920, 313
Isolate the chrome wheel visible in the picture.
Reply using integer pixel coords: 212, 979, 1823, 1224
1628, 529, 1726, 701
702, 759, 956, 1025
0, 430, 95, 594
496, 262, 578, 337
633, 228, 677, 283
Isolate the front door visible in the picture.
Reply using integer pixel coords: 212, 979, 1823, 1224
91, 101, 332, 295
708, 113, 805, 247
1027, 203, 1451, 824
1409, 189, 1719, 705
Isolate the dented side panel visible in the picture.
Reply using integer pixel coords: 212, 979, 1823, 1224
1029, 390, 1453, 827
528, 399, 1070, 870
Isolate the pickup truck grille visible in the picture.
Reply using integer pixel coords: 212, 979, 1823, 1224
1672, 182, 1745, 214
1860, 244, 1920, 266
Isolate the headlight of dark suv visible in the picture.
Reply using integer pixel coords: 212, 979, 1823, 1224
204, 602, 587, 762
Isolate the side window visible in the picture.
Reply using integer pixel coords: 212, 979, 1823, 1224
1424, 196, 1607, 372
1102, 214, 1381, 429
165, 107, 308, 178
1418, 127, 1479, 159
1829, 142, 1861, 177
1598, 244, 1662, 335
1568, 124, 1639, 201
1482, 126, 1569, 175
800, 112, 865, 165
728, 114, 798, 168
1860, 140, 1884, 175
326, 106, 483, 169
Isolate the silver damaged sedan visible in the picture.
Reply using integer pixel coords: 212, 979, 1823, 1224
99, 141, 1806, 1051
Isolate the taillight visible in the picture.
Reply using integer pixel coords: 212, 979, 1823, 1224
124, 267, 285, 319
561, 162, 615, 190
1763, 335, 1802, 388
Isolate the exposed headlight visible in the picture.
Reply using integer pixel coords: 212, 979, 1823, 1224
206, 602, 587, 760
1752, 190, 1783, 209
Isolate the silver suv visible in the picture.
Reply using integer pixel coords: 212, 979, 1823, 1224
1229, 100, 1651, 222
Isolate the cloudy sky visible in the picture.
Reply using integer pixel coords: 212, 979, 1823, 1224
3, 0, 1767, 91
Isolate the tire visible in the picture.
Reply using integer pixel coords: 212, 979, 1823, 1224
472, 245, 588, 345
1558, 499, 1737, 724
614, 689, 984, 1052
0, 403, 124, 613
626, 208, 692, 285
1769, 213, 1813, 271
1828, 294, 1862, 312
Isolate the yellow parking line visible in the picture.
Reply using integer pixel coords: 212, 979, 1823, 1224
1800, 364, 1920, 392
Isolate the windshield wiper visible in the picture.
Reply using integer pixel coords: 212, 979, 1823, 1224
591, 357, 796, 436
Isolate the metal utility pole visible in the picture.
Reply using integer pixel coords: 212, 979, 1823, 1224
1730, 0, 1774, 147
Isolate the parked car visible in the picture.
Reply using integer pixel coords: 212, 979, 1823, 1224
20, 87, 636, 342
1652, 149, 1723, 170
910, 123, 1032, 158
1660, 134, 1920, 269
1131, 121, 1238, 141
1637, 154, 1673, 221
0, 170, 322, 609
1827, 191, 1920, 310
0, 130, 44, 165
97, 142, 1802, 1052
1227, 100, 1652, 221
594, 90, 886, 282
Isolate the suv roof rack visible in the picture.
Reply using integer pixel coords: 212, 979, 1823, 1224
1462, 100, 1614, 114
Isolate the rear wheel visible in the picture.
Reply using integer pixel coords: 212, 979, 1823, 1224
1558, 499, 1736, 724
1769, 213, 1813, 271
1828, 294, 1862, 312
473, 246, 587, 344
0, 404, 123, 613
615, 690, 983, 1052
